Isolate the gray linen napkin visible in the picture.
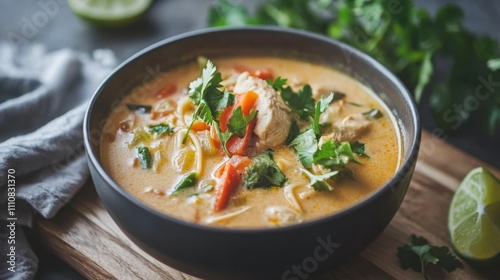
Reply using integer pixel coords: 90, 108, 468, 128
0, 44, 116, 280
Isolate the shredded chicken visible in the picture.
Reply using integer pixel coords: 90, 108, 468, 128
233, 72, 291, 149
321, 113, 371, 143
265, 206, 302, 226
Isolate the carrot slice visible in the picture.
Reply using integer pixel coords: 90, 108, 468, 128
156, 83, 176, 99
214, 156, 252, 178
226, 118, 257, 156
209, 124, 221, 147
238, 91, 259, 115
190, 120, 210, 132
214, 163, 241, 212
219, 104, 234, 132
229, 155, 252, 172
214, 163, 227, 178
210, 91, 259, 156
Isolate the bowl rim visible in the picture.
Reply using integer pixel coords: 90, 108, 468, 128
83, 26, 421, 234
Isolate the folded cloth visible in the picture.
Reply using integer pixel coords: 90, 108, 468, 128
0, 44, 116, 280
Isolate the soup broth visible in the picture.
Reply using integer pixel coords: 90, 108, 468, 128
101, 57, 402, 228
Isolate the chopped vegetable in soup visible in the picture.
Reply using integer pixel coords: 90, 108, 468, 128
101, 57, 402, 228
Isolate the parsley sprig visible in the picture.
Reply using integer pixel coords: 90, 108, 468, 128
397, 235, 463, 279
285, 88, 363, 191
185, 60, 235, 156
244, 150, 287, 189
226, 107, 257, 138
269, 77, 316, 121
186, 60, 260, 157
208, 0, 500, 134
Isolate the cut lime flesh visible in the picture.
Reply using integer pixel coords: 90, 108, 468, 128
448, 167, 500, 264
68, 0, 152, 26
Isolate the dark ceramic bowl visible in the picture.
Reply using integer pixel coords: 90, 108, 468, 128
84, 27, 420, 280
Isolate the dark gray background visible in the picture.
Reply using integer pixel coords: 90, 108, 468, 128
1, 0, 499, 279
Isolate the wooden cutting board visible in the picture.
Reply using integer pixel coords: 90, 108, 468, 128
34, 130, 500, 280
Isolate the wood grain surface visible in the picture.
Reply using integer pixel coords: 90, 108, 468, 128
33, 130, 500, 280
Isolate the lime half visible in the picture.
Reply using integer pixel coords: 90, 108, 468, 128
448, 167, 500, 266
68, 0, 152, 27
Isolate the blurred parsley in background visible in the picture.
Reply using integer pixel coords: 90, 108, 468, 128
208, 0, 500, 135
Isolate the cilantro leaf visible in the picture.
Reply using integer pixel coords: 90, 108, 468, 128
205, 88, 235, 116
300, 168, 338, 191
289, 128, 317, 168
244, 150, 287, 189
207, 0, 500, 134
188, 60, 221, 104
185, 59, 235, 156
351, 141, 369, 157
148, 123, 174, 136
397, 234, 463, 279
314, 140, 361, 168
285, 119, 300, 145
312, 140, 361, 183
208, 0, 259, 27
267, 76, 287, 90
312, 92, 334, 135
227, 107, 257, 137
414, 52, 434, 102
275, 79, 315, 121
195, 103, 214, 125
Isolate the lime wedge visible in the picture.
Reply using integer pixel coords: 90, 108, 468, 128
448, 167, 500, 266
68, 0, 152, 27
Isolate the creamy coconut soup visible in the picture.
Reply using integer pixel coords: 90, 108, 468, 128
101, 57, 402, 228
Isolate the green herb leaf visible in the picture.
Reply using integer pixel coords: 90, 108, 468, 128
171, 172, 198, 194
285, 119, 300, 145
351, 141, 369, 157
205, 88, 235, 117
300, 168, 338, 191
127, 104, 152, 114
207, 0, 500, 134
136, 146, 152, 169
227, 107, 257, 137
289, 128, 318, 168
276, 81, 316, 121
314, 140, 361, 167
188, 60, 220, 105
185, 59, 235, 156
148, 123, 174, 136
208, 0, 258, 27
312, 92, 334, 135
414, 52, 433, 102
267, 76, 288, 90
397, 234, 463, 279
244, 150, 287, 189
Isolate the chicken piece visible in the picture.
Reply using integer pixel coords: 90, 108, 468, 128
265, 206, 303, 226
320, 113, 371, 143
320, 99, 344, 124
233, 72, 291, 149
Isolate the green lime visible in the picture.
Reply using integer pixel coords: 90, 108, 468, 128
68, 0, 152, 27
448, 167, 500, 266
